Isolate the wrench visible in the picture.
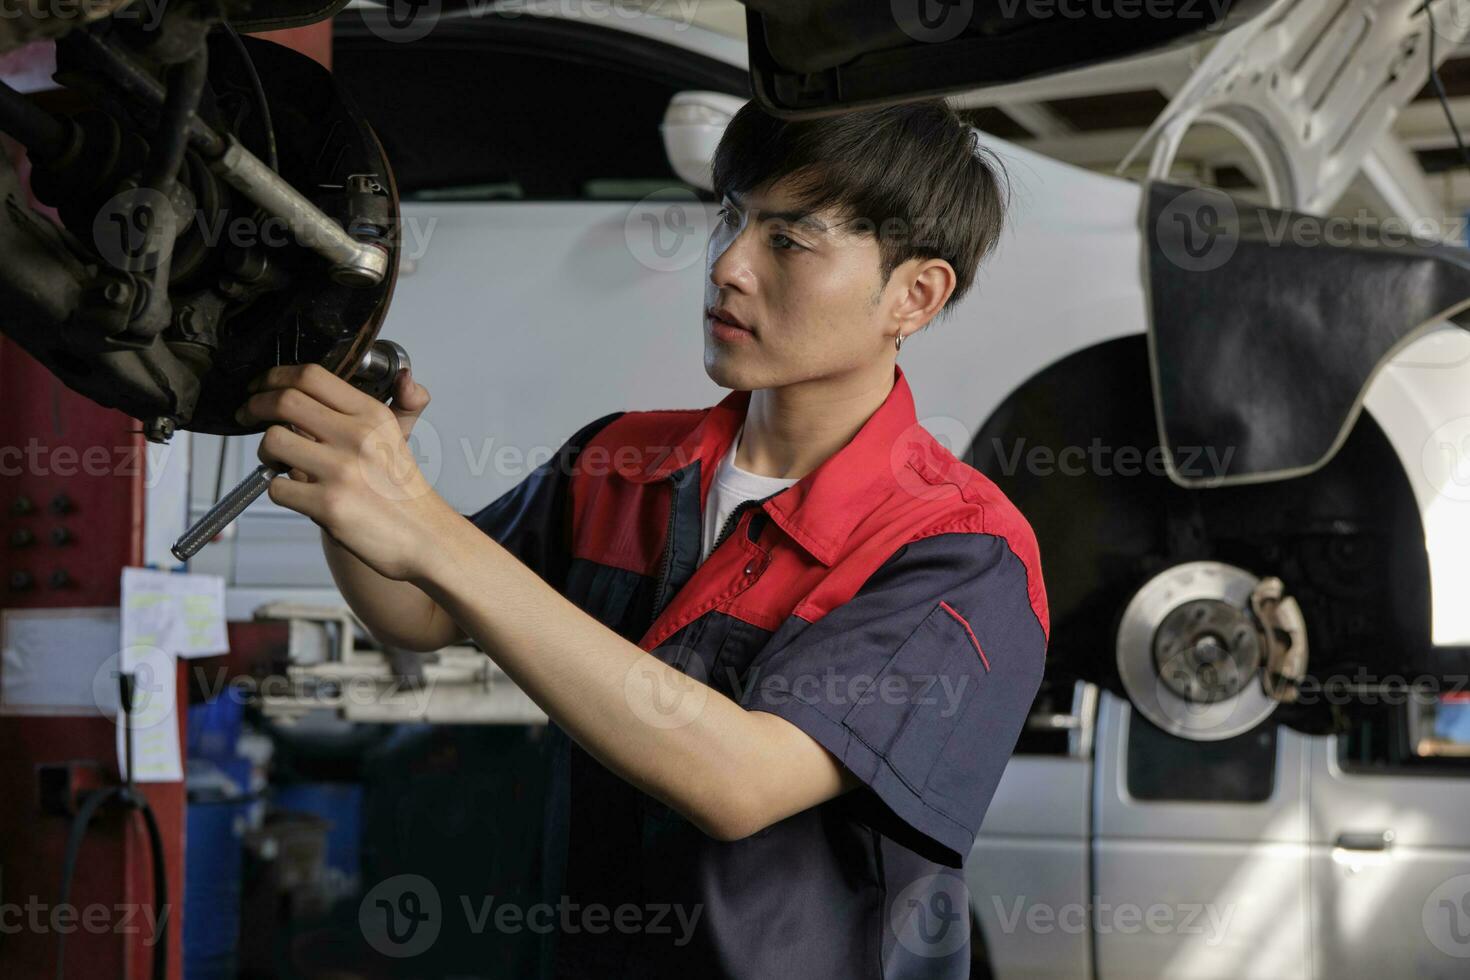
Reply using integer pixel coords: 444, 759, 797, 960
171, 340, 411, 561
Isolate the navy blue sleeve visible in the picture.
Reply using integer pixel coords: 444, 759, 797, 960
464, 411, 622, 594
741, 532, 1047, 868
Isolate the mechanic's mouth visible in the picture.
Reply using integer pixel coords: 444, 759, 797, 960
707, 306, 755, 338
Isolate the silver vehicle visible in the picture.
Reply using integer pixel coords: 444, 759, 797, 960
6, 1, 1467, 976
195, 9, 1470, 977
970, 678, 1470, 978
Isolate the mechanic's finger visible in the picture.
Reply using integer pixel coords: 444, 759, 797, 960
390, 369, 430, 416
236, 385, 353, 441
256, 424, 338, 477
389, 369, 430, 438
265, 471, 325, 521
246, 362, 377, 416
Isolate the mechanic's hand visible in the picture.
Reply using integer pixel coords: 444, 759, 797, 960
235, 363, 455, 583
389, 366, 431, 439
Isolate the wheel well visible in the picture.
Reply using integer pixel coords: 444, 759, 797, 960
966, 336, 1431, 734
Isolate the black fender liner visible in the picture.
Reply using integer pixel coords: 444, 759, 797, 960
1143, 180, 1470, 487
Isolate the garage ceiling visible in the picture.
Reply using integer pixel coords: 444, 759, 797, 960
681, 0, 1470, 233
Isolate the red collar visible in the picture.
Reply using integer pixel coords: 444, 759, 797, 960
613, 366, 926, 566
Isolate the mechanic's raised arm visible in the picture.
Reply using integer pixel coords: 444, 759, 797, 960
239, 363, 857, 840
304, 367, 465, 653
322, 527, 465, 652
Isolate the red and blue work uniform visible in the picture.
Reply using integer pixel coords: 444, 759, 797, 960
467, 365, 1050, 979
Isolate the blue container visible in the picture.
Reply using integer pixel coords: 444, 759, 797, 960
186, 696, 244, 765
183, 799, 247, 980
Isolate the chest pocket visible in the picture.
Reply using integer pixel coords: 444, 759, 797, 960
564, 559, 653, 642
839, 602, 987, 798
705, 614, 775, 700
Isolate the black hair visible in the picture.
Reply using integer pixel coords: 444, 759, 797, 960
710, 99, 1009, 318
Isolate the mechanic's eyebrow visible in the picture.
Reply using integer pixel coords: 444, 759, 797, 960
725, 190, 831, 234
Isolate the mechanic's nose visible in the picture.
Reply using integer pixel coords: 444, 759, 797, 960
708, 224, 756, 295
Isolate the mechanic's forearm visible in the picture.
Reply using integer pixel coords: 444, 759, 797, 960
413, 514, 774, 837
322, 527, 461, 651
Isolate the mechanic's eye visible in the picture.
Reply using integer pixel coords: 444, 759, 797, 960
769, 233, 799, 251
717, 206, 739, 228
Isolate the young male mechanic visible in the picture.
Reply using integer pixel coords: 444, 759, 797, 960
237, 99, 1050, 978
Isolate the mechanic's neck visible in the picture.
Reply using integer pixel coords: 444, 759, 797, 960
735, 359, 898, 480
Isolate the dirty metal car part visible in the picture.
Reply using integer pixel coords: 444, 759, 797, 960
0, 11, 399, 439
1118, 561, 1287, 741
1252, 575, 1310, 702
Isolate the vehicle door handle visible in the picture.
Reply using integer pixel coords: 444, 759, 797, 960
1334, 830, 1395, 851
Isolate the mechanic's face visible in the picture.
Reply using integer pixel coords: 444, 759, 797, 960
703, 178, 899, 391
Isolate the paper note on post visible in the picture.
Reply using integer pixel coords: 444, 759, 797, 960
115, 644, 183, 783
121, 567, 229, 662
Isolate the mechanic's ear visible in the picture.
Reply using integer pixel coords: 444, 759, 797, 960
892, 257, 956, 334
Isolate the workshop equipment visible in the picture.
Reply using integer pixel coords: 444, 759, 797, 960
171, 339, 409, 561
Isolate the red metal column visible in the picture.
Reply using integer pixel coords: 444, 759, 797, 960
0, 20, 331, 977
0, 333, 181, 979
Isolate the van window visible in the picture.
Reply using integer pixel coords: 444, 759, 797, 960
1339, 690, 1470, 776
1126, 711, 1277, 802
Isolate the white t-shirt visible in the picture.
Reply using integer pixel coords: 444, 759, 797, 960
699, 425, 799, 565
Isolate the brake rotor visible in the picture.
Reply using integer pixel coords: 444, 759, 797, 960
1117, 561, 1279, 741
3, 26, 399, 437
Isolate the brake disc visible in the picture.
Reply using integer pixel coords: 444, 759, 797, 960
1, 22, 399, 438
1117, 560, 1281, 741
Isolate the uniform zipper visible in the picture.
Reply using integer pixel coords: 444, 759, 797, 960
652, 485, 779, 622
650, 473, 680, 619
710, 498, 762, 556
